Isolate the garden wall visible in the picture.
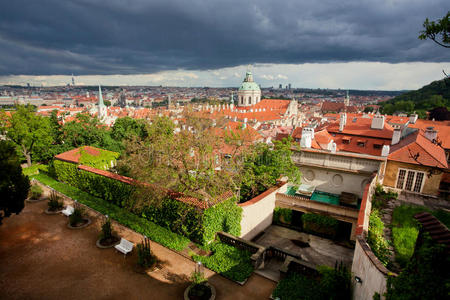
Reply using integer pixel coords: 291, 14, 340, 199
238, 181, 287, 240
355, 174, 377, 236
352, 237, 395, 300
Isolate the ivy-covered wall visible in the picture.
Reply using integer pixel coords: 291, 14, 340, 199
54, 156, 242, 245
141, 197, 204, 243
54, 159, 79, 185
79, 147, 120, 170
77, 169, 133, 206
141, 197, 242, 245
54, 159, 133, 206
203, 197, 242, 244
302, 213, 339, 239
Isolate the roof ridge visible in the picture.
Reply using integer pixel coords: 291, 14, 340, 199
415, 133, 447, 168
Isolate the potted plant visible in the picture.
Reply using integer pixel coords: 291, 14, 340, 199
27, 184, 44, 202
96, 216, 120, 248
45, 190, 64, 214
184, 262, 216, 300
134, 237, 157, 273
68, 206, 91, 229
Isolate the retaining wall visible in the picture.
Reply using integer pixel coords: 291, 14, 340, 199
238, 182, 288, 240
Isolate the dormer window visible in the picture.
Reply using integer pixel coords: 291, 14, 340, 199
342, 138, 350, 144
357, 140, 365, 147
373, 143, 382, 149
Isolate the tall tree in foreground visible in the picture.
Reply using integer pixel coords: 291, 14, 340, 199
0, 140, 30, 225
0, 105, 53, 167
419, 11, 450, 49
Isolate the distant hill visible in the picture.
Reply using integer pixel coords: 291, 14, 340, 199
380, 77, 450, 118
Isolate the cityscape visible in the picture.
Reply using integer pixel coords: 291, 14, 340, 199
0, 1, 449, 300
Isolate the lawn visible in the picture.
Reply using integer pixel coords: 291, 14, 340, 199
31, 173, 190, 251
392, 204, 450, 267
192, 242, 254, 282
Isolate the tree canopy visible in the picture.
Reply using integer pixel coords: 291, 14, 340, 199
0, 105, 53, 166
120, 112, 301, 206
419, 11, 450, 48
0, 140, 30, 225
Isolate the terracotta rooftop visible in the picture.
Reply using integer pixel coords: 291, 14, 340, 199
389, 131, 448, 168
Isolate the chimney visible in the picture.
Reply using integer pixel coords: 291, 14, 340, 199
330, 142, 337, 154
300, 127, 314, 148
391, 128, 401, 145
381, 145, 390, 157
371, 113, 385, 129
424, 126, 437, 142
409, 113, 418, 124
339, 113, 347, 132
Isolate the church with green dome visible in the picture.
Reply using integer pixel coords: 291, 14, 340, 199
238, 70, 261, 107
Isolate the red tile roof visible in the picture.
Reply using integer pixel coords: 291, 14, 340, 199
327, 117, 394, 140
409, 119, 450, 149
389, 131, 448, 168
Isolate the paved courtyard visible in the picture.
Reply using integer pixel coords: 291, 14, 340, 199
253, 225, 355, 281
0, 200, 276, 300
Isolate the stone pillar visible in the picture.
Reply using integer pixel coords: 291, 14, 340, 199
350, 222, 357, 241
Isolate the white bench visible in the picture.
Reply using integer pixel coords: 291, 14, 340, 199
114, 238, 134, 257
61, 205, 74, 217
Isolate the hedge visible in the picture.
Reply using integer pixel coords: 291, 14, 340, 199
301, 213, 339, 238
31, 173, 190, 251
192, 242, 253, 282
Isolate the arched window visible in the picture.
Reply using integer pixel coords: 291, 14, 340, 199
248, 97, 252, 105
240, 96, 243, 104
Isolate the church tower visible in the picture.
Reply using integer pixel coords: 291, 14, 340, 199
237, 69, 261, 107
98, 85, 107, 120
344, 90, 350, 106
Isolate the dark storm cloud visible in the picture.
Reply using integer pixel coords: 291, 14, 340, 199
0, 0, 448, 75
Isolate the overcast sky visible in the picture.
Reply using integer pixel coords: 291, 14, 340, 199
0, 0, 449, 89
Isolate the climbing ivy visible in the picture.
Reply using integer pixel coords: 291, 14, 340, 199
202, 197, 242, 244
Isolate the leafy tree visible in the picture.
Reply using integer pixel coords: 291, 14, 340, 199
62, 113, 121, 152
0, 105, 53, 166
111, 117, 147, 143
419, 11, 450, 48
240, 138, 301, 202
429, 106, 450, 120
104, 100, 111, 106
364, 106, 374, 113
0, 140, 30, 225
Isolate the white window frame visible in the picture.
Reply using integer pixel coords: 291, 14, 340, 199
395, 168, 426, 193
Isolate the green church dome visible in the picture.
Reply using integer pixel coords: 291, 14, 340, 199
239, 82, 261, 91
238, 71, 260, 91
